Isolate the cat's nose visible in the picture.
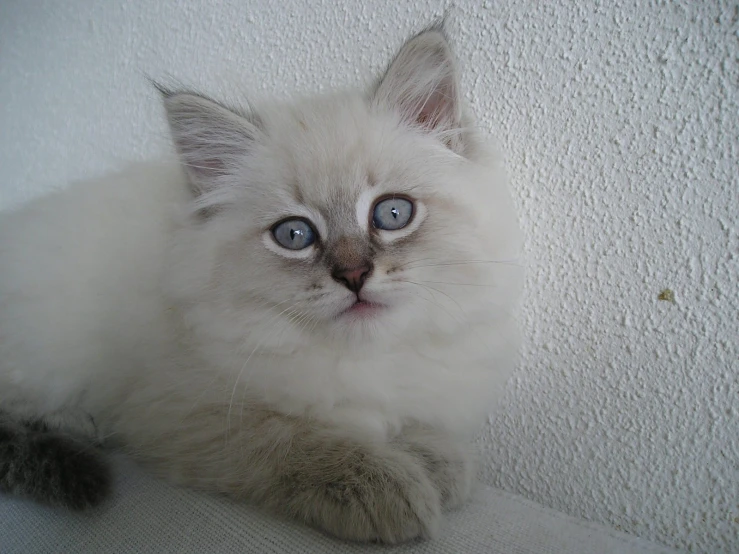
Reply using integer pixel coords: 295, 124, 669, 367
331, 263, 373, 293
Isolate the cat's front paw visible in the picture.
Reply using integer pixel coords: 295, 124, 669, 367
397, 425, 476, 509
284, 445, 441, 544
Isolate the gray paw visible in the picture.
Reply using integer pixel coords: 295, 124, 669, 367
282, 444, 441, 544
396, 425, 476, 509
0, 416, 111, 511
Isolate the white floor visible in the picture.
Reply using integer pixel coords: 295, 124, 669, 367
0, 456, 681, 554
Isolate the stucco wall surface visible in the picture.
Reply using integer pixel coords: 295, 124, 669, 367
1, 1, 737, 552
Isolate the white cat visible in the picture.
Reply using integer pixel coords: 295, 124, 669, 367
0, 24, 522, 542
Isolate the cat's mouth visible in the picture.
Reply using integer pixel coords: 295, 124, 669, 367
340, 300, 384, 319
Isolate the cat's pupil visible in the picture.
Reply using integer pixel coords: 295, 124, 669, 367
372, 197, 413, 231
272, 219, 315, 250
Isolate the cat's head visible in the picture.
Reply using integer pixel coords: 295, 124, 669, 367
161, 26, 521, 353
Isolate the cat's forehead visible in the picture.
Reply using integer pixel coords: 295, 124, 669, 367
264, 95, 389, 202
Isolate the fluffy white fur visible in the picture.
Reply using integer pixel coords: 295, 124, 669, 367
0, 26, 522, 541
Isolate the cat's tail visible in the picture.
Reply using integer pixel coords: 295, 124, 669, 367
0, 411, 111, 510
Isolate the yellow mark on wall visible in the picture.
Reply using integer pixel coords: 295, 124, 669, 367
658, 289, 675, 303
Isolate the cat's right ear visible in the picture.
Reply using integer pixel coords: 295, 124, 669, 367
158, 87, 260, 198
372, 23, 465, 153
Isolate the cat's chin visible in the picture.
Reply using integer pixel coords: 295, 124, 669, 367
320, 297, 398, 345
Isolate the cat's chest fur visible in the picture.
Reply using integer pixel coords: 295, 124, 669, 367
211, 322, 509, 439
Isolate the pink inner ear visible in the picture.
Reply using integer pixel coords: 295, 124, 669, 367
414, 86, 452, 130
186, 155, 227, 179
200, 158, 226, 175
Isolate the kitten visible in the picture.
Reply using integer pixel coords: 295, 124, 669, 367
0, 23, 522, 542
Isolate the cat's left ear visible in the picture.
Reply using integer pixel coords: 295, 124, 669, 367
373, 25, 465, 153
158, 88, 260, 198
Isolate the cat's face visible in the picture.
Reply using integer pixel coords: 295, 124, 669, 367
162, 29, 520, 349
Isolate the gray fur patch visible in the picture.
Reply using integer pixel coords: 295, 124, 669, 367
0, 411, 111, 510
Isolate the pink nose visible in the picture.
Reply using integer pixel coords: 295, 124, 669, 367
331, 264, 372, 293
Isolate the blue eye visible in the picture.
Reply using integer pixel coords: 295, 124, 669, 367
372, 197, 414, 231
272, 219, 316, 250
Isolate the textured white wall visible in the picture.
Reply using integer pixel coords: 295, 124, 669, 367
1, 1, 737, 552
